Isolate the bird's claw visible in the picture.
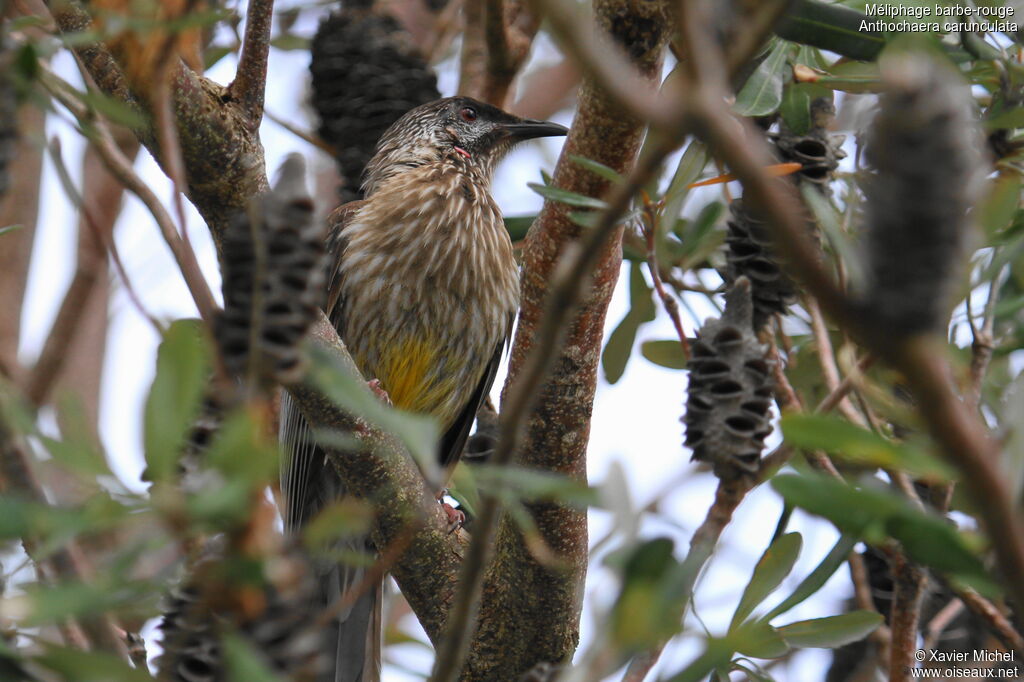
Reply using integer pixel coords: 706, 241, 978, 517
367, 379, 392, 405
441, 501, 465, 534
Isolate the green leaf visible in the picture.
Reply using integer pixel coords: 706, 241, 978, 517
766, 534, 858, 620
0, 224, 24, 237
780, 413, 953, 482
733, 621, 790, 659
640, 340, 688, 370
270, 34, 309, 51
603, 264, 654, 384
527, 182, 607, 209
570, 155, 624, 183
772, 473, 999, 595
776, 0, 885, 61
807, 62, 884, 94
307, 345, 441, 485
223, 632, 284, 682
980, 175, 1022, 237
777, 610, 883, 649
35, 646, 152, 682
780, 84, 812, 135
143, 320, 209, 482
470, 464, 599, 508
303, 499, 374, 548
801, 185, 863, 286
604, 314, 641, 384
734, 40, 790, 117
886, 516, 998, 595
80, 90, 147, 130
661, 142, 709, 226
731, 533, 803, 630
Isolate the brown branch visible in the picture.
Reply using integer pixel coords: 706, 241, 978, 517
807, 297, 864, 426
227, 0, 274, 128
922, 597, 964, 651
889, 553, 926, 682
641, 201, 690, 360
457, 0, 487, 99
952, 585, 1024, 656
0, 103, 45, 385
482, 0, 538, 106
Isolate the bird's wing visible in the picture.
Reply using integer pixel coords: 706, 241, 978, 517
438, 312, 514, 471
280, 199, 363, 532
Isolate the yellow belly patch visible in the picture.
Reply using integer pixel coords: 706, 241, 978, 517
375, 336, 461, 424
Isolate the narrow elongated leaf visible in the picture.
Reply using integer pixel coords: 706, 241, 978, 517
980, 175, 1022, 237
640, 340, 688, 370
0, 224, 23, 237
777, 611, 883, 649
734, 41, 790, 117
570, 154, 624, 182
527, 182, 607, 209
772, 473, 998, 595
143, 320, 209, 482
781, 413, 953, 481
732, 621, 790, 659
766, 534, 858, 620
731, 533, 803, 630
307, 345, 441, 484
504, 215, 535, 241
780, 83, 812, 135
661, 142, 709, 226
35, 646, 152, 682
776, 0, 885, 61
223, 632, 284, 682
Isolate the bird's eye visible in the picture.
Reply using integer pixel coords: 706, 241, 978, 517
460, 107, 478, 122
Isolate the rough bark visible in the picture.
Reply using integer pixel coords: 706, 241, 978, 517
466, 1, 669, 678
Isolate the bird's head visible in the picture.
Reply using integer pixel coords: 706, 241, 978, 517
362, 96, 568, 195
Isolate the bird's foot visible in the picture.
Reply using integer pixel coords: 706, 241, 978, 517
437, 490, 465, 534
367, 379, 392, 405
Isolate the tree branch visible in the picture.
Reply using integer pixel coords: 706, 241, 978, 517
228, 0, 274, 128
433, 2, 672, 679
482, 0, 538, 106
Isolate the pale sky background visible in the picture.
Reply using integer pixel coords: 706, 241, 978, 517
10, 5, 919, 679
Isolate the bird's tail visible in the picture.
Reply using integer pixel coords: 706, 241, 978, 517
280, 393, 383, 682
316, 556, 382, 682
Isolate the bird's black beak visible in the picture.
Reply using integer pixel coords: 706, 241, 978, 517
502, 119, 569, 140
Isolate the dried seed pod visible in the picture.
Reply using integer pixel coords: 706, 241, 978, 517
683, 278, 774, 479
217, 154, 327, 388
310, 6, 439, 203
771, 98, 846, 194
860, 54, 986, 334
723, 200, 800, 332
158, 542, 327, 682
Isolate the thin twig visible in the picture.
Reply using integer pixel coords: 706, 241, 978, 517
640, 197, 690, 359
807, 297, 865, 426
228, 0, 275, 127
265, 109, 336, 155
40, 66, 220, 327
922, 598, 965, 651
951, 585, 1024, 656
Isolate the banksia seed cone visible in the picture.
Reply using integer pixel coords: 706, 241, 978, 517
684, 278, 774, 479
771, 98, 846, 194
217, 154, 327, 388
723, 200, 800, 332
158, 543, 327, 682
860, 54, 985, 334
310, 5, 439, 203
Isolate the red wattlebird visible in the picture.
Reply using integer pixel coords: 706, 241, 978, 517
280, 96, 567, 682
